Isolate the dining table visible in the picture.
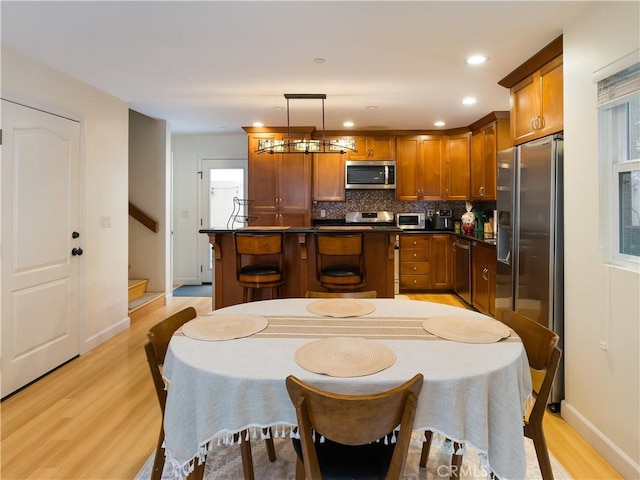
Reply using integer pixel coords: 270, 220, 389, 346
161, 298, 532, 480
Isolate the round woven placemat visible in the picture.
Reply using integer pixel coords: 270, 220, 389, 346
182, 314, 268, 341
294, 336, 396, 377
305, 299, 376, 317
423, 315, 510, 343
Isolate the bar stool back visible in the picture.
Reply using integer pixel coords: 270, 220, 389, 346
315, 233, 366, 292
234, 232, 285, 302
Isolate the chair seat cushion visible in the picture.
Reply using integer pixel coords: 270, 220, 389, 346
292, 436, 395, 480
320, 265, 361, 277
239, 264, 279, 276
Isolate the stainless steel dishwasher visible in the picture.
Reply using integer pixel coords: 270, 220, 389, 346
453, 238, 471, 304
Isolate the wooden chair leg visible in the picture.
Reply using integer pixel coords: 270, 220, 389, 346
188, 459, 206, 480
238, 430, 255, 480
419, 430, 434, 468
263, 427, 276, 462
529, 427, 554, 480
150, 425, 165, 480
450, 442, 463, 480
295, 457, 305, 480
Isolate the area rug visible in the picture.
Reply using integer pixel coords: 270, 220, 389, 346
135, 433, 572, 480
172, 284, 212, 297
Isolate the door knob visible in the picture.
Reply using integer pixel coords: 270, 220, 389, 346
71, 247, 83, 256
72, 231, 80, 239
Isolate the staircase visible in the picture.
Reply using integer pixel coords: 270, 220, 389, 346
128, 278, 166, 322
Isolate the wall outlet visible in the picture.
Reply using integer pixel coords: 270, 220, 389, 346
100, 216, 112, 228
427, 209, 435, 217
320, 209, 326, 218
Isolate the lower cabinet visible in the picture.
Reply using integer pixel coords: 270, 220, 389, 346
399, 234, 430, 290
399, 233, 451, 291
471, 242, 496, 317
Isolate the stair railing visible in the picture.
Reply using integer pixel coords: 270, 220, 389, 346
129, 202, 159, 233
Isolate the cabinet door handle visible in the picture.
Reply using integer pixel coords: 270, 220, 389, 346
479, 186, 484, 197
445, 188, 449, 198
539, 115, 545, 129
531, 116, 537, 131
482, 267, 489, 280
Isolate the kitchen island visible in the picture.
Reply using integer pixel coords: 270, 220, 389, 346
199, 226, 400, 309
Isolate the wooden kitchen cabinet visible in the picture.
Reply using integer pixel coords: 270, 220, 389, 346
511, 55, 563, 145
399, 233, 451, 290
444, 132, 470, 201
430, 234, 451, 289
396, 135, 444, 201
472, 241, 496, 317
470, 114, 511, 201
313, 136, 347, 202
348, 136, 396, 160
246, 131, 312, 226
399, 234, 430, 290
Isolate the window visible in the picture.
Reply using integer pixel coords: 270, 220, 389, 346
598, 60, 640, 268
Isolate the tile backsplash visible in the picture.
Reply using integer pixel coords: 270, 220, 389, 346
313, 190, 496, 222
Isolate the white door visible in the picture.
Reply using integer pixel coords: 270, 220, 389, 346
1, 100, 81, 397
198, 159, 247, 284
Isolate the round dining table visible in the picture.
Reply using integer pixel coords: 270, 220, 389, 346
162, 298, 532, 480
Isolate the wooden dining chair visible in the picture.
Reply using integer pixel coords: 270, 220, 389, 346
304, 290, 377, 298
286, 373, 423, 480
315, 233, 366, 292
419, 310, 562, 480
144, 307, 276, 480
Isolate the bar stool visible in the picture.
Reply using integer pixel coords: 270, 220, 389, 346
315, 233, 366, 292
234, 232, 285, 303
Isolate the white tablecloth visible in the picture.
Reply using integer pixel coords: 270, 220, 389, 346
163, 298, 532, 479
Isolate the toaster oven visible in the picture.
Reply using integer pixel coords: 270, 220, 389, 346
396, 213, 426, 230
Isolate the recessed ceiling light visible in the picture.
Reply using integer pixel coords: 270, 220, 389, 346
466, 55, 488, 65
313, 58, 326, 64
343, 121, 354, 128
252, 122, 264, 127
462, 97, 477, 105
273, 106, 285, 111
365, 105, 378, 110
434, 121, 446, 127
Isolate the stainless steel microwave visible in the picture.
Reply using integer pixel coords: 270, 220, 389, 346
396, 212, 426, 230
345, 160, 396, 189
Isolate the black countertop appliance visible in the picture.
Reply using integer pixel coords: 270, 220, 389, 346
432, 209, 453, 231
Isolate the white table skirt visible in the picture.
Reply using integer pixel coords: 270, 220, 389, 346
163, 298, 532, 480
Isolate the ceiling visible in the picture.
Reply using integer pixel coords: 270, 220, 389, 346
1, 1, 593, 135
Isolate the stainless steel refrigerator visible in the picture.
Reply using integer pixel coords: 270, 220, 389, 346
496, 134, 564, 410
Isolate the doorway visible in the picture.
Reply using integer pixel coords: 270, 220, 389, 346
199, 159, 247, 284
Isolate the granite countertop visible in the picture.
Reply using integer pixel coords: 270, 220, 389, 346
198, 226, 495, 245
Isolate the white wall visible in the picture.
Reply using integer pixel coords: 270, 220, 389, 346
2, 47, 130, 352
171, 134, 246, 286
563, 3, 640, 478
129, 110, 170, 293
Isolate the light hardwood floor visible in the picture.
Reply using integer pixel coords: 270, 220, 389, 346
1, 295, 622, 479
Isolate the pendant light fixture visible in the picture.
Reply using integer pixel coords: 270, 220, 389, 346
256, 94, 357, 154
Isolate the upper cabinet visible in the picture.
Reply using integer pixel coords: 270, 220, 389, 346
313, 136, 347, 202
347, 136, 396, 160
511, 55, 563, 144
499, 36, 564, 146
444, 133, 470, 201
396, 135, 444, 201
470, 113, 511, 201
245, 129, 312, 226
396, 133, 469, 201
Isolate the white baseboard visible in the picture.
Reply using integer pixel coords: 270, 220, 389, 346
82, 316, 130, 353
173, 276, 200, 286
561, 400, 640, 479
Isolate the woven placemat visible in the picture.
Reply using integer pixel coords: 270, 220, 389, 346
423, 316, 510, 344
294, 336, 396, 377
306, 299, 376, 317
182, 314, 268, 341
